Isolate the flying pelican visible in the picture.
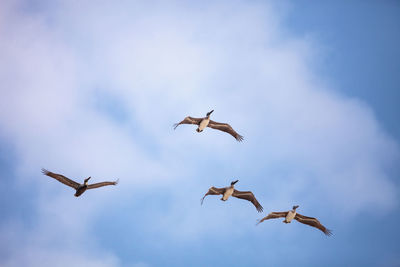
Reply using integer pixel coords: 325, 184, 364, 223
173, 110, 244, 141
257, 205, 332, 236
201, 180, 263, 212
41, 168, 118, 197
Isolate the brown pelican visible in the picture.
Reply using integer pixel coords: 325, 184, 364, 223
201, 180, 263, 212
257, 205, 332, 236
173, 110, 244, 141
41, 168, 118, 197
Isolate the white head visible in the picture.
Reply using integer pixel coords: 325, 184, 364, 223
84, 177, 91, 185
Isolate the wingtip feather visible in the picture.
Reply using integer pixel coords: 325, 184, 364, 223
200, 196, 206, 205
325, 229, 333, 236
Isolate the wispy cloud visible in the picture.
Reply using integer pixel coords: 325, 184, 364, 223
0, 0, 398, 265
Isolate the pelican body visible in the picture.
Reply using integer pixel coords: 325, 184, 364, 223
222, 180, 237, 201
174, 110, 244, 141
74, 177, 91, 197
257, 205, 332, 236
197, 111, 212, 132
284, 205, 299, 223
201, 180, 263, 212
41, 169, 118, 197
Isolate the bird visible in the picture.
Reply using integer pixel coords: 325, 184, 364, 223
256, 205, 332, 236
173, 110, 244, 141
41, 168, 118, 197
201, 180, 263, 212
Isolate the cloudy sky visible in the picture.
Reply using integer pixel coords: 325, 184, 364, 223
0, 0, 399, 266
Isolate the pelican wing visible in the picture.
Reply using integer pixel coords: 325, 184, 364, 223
173, 116, 203, 129
232, 189, 263, 212
207, 120, 244, 141
41, 168, 80, 189
87, 179, 119, 189
295, 213, 332, 236
256, 211, 288, 225
201, 186, 226, 204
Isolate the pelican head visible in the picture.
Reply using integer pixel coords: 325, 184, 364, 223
231, 180, 239, 186
293, 205, 299, 210
84, 176, 91, 185
206, 110, 214, 117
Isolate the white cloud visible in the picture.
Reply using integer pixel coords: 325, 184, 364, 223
0, 0, 398, 265
0, 210, 119, 267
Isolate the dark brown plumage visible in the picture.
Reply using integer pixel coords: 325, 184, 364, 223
257, 207, 332, 236
256, 212, 287, 224
87, 182, 119, 189
294, 213, 332, 236
173, 110, 244, 141
207, 120, 244, 141
232, 189, 263, 212
41, 168, 118, 197
201, 180, 263, 212
201, 186, 226, 204
173, 116, 202, 129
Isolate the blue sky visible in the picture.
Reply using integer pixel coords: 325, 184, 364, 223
0, 1, 399, 266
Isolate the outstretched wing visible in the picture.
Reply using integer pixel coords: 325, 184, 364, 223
173, 116, 203, 129
256, 211, 288, 225
207, 120, 244, 141
201, 187, 226, 204
295, 213, 332, 236
232, 189, 263, 212
41, 168, 80, 189
87, 179, 119, 189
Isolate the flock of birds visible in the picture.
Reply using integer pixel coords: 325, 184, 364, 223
42, 110, 332, 236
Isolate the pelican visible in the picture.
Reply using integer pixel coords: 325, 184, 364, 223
201, 180, 263, 212
173, 110, 244, 141
257, 205, 332, 236
41, 168, 118, 197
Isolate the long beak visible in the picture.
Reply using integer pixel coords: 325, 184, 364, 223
207, 110, 214, 116
84, 177, 91, 183
231, 180, 239, 185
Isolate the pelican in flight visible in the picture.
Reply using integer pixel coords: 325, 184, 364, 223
201, 180, 263, 212
257, 205, 332, 236
41, 168, 118, 197
173, 110, 244, 141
